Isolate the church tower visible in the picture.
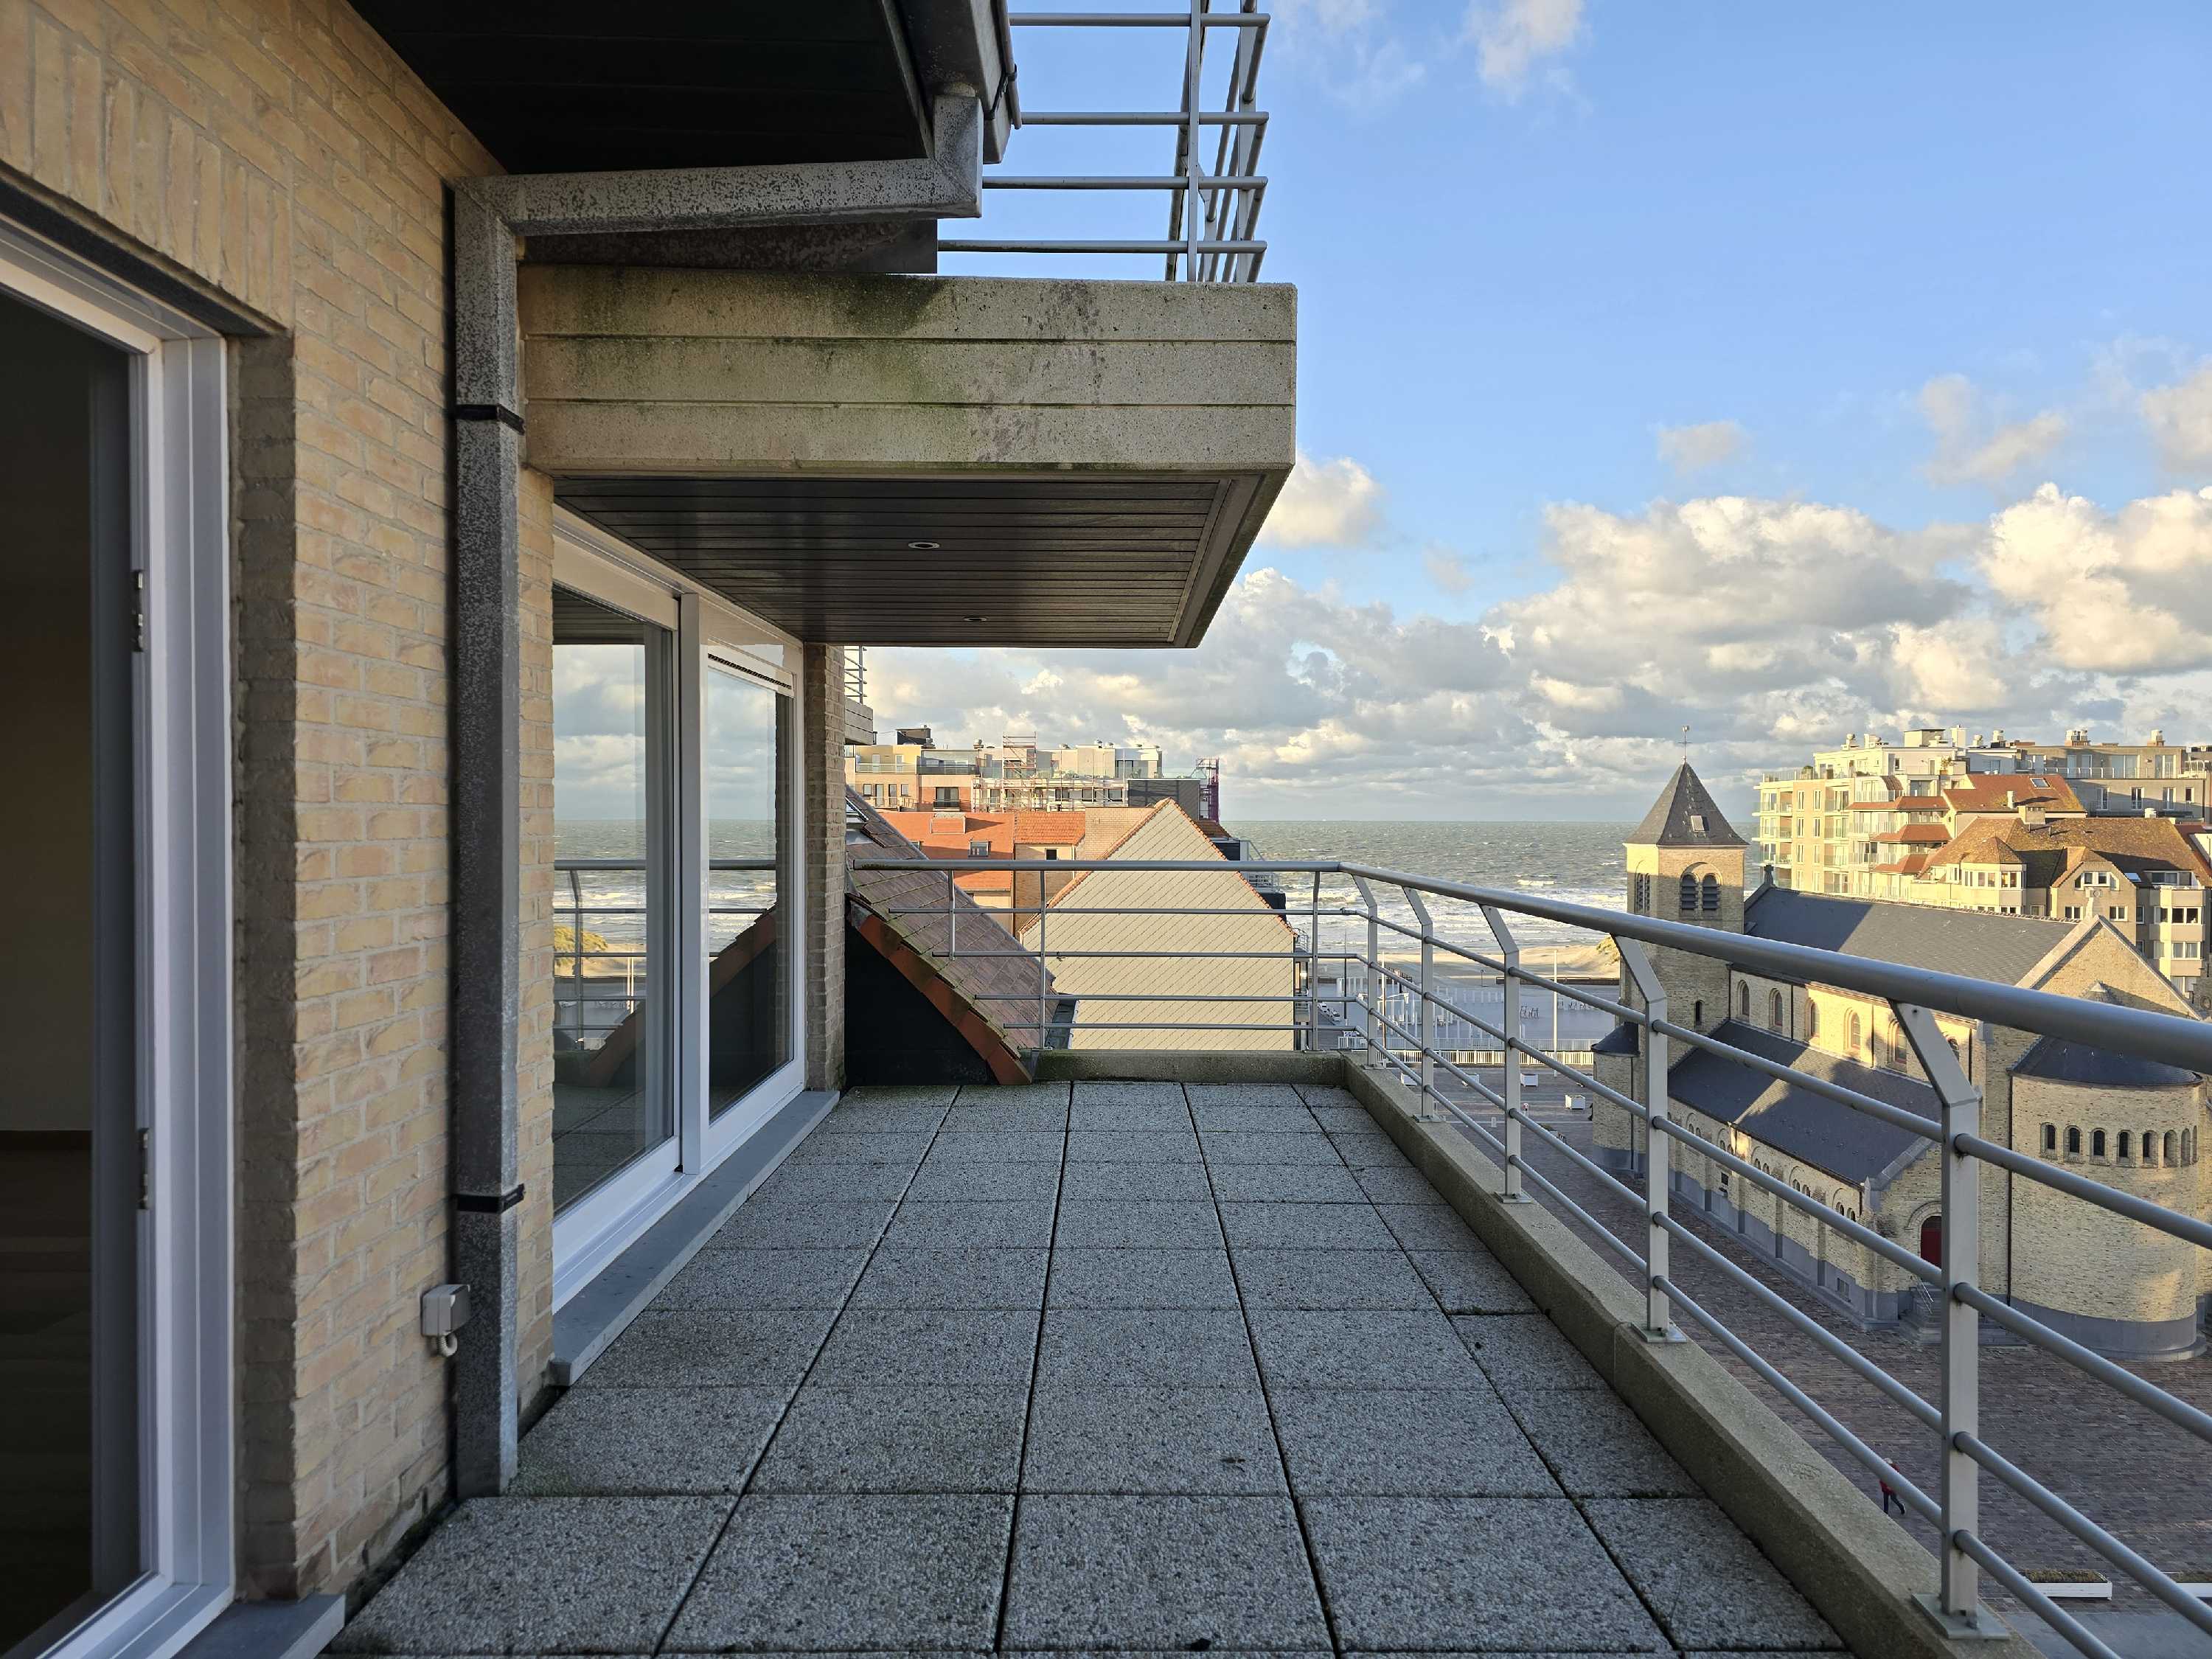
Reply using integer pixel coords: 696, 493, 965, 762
1594, 765, 1750, 1169
1621, 762, 1747, 1037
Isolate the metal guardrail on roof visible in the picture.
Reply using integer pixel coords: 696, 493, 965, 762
855, 852, 2212, 1659
939, 3, 1270, 280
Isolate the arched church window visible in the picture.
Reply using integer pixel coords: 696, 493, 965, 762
2066, 1126, 2081, 1156
1769, 989, 1784, 1031
1702, 873, 1719, 912
1848, 1012, 1862, 1059
2118, 1130, 2132, 1161
2092, 1129, 2107, 1158
2040, 1123, 2056, 1153
2165, 1130, 2179, 1164
1808, 1002, 1820, 1040
1738, 983, 1750, 1020
1679, 872, 1697, 911
2143, 1129, 2160, 1165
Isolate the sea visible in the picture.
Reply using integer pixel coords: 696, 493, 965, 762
554, 817, 1636, 960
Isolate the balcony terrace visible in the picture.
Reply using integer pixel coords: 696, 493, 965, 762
333, 1078, 1842, 1658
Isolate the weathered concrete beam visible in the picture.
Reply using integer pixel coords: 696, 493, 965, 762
462, 96, 981, 238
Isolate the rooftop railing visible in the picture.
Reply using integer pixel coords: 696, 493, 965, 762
942, 3, 1271, 281
852, 852, 2212, 1659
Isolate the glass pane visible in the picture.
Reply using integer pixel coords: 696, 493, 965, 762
706, 666, 791, 1116
0, 294, 140, 1649
552, 587, 673, 1211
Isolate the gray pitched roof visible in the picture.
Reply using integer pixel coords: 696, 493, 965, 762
1668, 1020, 1937, 1182
2014, 1034, 2199, 1088
1627, 763, 1746, 848
1743, 888, 2074, 989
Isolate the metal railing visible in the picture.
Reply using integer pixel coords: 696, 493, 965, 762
940, 3, 1271, 280
852, 852, 2212, 1658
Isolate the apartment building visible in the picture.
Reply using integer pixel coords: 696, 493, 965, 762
846, 740, 982, 813
0, 4, 1295, 1652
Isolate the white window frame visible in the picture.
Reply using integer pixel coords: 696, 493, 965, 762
0, 223, 235, 1656
549, 516, 804, 1310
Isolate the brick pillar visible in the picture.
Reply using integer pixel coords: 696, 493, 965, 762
801, 644, 848, 1091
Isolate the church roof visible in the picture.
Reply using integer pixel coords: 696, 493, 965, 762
1743, 888, 2074, 989
1627, 763, 1747, 849
2014, 1034, 2199, 1089
1666, 1020, 1936, 1182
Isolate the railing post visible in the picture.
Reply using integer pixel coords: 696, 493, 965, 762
1402, 886, 1439, 1120
1349, 873, 1381, 1070
1896, 1001, 1996, 1636
566, 866, 585, 1040
1617, 939, 1680, 1341
945, 867, 956, 961
1036, 888, 1048, 1058
1479, 904, 1531, 1204
1307, 869, 1323, 1049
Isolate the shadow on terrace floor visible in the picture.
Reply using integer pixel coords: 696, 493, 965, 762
334, 1080, 1846, 1658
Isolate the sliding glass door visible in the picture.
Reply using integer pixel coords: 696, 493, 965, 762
549, 522, 803, 1301
550, 587, 676, 1219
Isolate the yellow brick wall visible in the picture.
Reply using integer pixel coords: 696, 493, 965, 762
0, 0, 554, 1598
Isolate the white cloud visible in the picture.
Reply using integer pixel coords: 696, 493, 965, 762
1259, 449, 1386, 549
2141, 363, 2212, 473
1919, 372, 2067, 486
1979, 484, 2212, 674
1267, 0, 1427, 108
1423, 546, 1473, 594
1465, 0, 1585, 92
1655, 420, 1747, 475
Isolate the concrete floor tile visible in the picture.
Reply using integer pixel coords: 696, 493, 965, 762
1249, 1310, 1489, 1390
1329, 1129, 1415, 1169
1022, 1387, 1285, 1494
1353, 1164, 1450, 1206
1054, 1199, 1223, 1249
512, 1387, 788, 1496
1583, 1497, 1842, 1650
958, 1079, 1071, 1108
653, 1248, 869, 1312
580, 1308, 837, 1391
1506, 1391, 1699, 1497
1189, 1102, 1324, 1133
1047, 1247, 1239, 1310
667, 1492, 1012, 1652
331, 1495, 732, 1655
749, 1159, 914, 1203
1408, 1247, 1536, 1314
1200, 1130, 1345, 1165
1451, 1314, 1608, 1400
811, 1307, 1041, 1388
710, 1198, 895, 1251
1068, 1098, 1196, 1132
1206, 1162, 1367, 1203
1376, 1203, 1485, 1251
750, 1385, 1028, 1493
1270, 1388, 1557, 1497
922, 1128, 1068, 1163
1309, 1103, 1379, 1135
883, 1199, 1057, 1249
840, 1083, 959, 1108
1219, 1201, 1397, 1250
1187, 1083, 1307, 1108
1037, 1308, 1259, 1388
1302, 1495, 1666, 1653
1067, 1128, 1203, 1163
1004, 1494, 1329, 1650
1231, 1247, 1436, 1310
1071, 1080, 1187, 1107
905, 1158, 1062, 1202
787, 1128, 934, 1164
849, 1247, 1049, 1310
1293, 1083, 1363, 1110
1060, 1159, 1212, 1202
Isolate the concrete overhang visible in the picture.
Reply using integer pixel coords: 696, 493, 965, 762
520, 266, 1295, 647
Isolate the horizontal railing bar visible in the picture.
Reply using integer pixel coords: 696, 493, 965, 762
943, 948, 1321, 961
880, 903, 1303, 920
1955, 1284, 2212, 1444
1952, 1532, 2123, 1659
1647, 1116, 1940, 1285
1955, 1133, 2212, 1253
1960, 1433, 2212, 1641
1019, 111, 1270, 125
557, 857, 773, 870
1656, 1276, 1941, 1524
1657, 1214, 1941, 1430
983, 175, 1267, 189
970, 990, 1343, 1004
1511, 1100, 1652, 1214
1009, 10, 1268, 24
940, 238, 1267, 254
998, 1020, 1310, 1033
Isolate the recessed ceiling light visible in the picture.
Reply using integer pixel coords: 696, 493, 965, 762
907, 540, 941, 551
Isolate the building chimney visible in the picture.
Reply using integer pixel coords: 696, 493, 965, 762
2020, 804, 2046, 829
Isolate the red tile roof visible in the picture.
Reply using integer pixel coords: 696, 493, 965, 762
1876, 824, 1951, 844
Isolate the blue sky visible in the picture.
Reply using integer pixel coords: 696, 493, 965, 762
882, 1, 2212, 821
